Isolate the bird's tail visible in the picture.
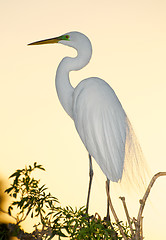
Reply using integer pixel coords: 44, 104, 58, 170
120, 117, 150, 193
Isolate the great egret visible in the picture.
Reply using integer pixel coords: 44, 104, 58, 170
29, 31, 146, 219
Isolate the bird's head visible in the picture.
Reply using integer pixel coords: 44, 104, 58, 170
28, 31, 92, 53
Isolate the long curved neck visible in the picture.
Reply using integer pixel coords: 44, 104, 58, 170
55, 43, 92, 119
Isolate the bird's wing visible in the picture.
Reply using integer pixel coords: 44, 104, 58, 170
72, 78, 127, 182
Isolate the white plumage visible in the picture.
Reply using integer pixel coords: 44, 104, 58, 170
54, 31, 128, 182
73, 77, 126, 182
29, 32, 147, 214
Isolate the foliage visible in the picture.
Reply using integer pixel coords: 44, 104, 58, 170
56, 206, 122, 239
1, 163, 132, 239
5, 162, 57, 224
0, 223, 10, 240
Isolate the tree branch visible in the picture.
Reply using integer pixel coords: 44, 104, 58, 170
134, 172, 166, 239
119, 197, 134, 237
106, 181, 128, 240
137, 172, 166, 222
0, 208, 17, 221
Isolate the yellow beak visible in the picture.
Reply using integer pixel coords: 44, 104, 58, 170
28, 37, 60, 46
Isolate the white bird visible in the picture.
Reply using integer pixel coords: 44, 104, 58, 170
28, 31, 146, 220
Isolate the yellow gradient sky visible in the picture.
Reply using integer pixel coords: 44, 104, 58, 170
0, 0, 166, 239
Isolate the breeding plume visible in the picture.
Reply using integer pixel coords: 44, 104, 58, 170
29, 31, 145, 219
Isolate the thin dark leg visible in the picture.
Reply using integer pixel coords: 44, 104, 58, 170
86, 154, 94, 214
106, 178, 110, 221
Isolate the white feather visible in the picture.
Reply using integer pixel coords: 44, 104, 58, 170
73, 77, 126, 182
54, 31, 148, 186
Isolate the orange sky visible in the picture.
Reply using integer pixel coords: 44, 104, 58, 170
0, 1, 166, 239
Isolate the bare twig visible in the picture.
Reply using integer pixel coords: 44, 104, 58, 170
106, 181, 128, 240
8, 223, 53, 240
140, 217, 143, 240
119, 197, 134, 237
107, 172, 166, 239
17, 205, 33, 225
135, 172, 166, 239
0, 207, 17, 221
137, 172, 166, 222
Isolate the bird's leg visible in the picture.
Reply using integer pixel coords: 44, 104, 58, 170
86, 154, 94, 215
105, 178, 110, 221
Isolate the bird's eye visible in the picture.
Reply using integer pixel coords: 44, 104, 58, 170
66, 35, 69, 39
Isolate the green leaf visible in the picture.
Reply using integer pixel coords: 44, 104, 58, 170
5, 187, 13, 194
8, 206, 13, 216
9, 170, 21, 178
35, 163, 45, 171
49, 229, 67, 239
13, 193, 17, 198
12, 201, 19, 206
